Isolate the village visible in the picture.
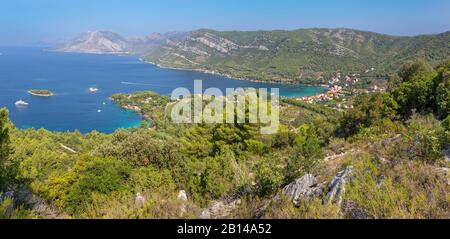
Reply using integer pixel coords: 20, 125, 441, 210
295, 67, 387, 110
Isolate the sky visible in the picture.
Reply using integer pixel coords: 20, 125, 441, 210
1, 0, 450, 45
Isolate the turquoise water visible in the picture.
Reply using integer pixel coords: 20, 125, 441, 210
0, 47, 327, 133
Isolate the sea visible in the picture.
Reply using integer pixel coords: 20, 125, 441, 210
0, 47, 327, 133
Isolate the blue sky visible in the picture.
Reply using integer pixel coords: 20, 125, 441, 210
1, 0, 450, 45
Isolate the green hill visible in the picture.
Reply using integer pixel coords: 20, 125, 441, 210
145, 28, 450, 83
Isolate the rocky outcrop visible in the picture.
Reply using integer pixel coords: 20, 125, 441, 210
324, 166, 354, 206
176, 31, 269, 57
191, 32, 240, 54
444, 145, 450, 163
199, 199, 241, 219
177, 190, 188, 216
177, 190, 188, 201
3, 188, 60, 218
282, 174, 326, 205
134, 193, 146, 207
279, 166, 354, 208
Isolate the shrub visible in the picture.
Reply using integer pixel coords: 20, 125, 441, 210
285, 124, 324, 181
245, 139, 268, 155
345, 156, 449, 219
63, 156, 132, 215
0, 109, 12, 189
337, 93, 398, 137
254, 158, 284, 197
405, 116, 445, 163
97, 129, 182, 168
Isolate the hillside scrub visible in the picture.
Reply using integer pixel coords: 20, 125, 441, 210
0, 59, 449, 219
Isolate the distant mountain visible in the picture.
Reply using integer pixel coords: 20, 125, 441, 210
56, 31, 131, 54
55, 31, 187, 54
145, 29, 450, 83
56, 28, 450, 83
127, 32, 188, 54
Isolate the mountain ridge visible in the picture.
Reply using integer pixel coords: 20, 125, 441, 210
56, 28, 450, 83
54, 30, 188, 54
145, 28, 449, 83
56, 31, 131, 54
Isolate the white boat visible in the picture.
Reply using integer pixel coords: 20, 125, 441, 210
15, 100, 29, 107
97, 109, 102, 113
89, 87, 99, 93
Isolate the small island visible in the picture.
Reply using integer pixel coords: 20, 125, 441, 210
28, 89, 54, 97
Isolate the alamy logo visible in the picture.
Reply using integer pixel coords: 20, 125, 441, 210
170, 80, 280, 135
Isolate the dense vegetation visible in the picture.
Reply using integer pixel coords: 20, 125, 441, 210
0, 59, 449, 219
146, 29, 450, 83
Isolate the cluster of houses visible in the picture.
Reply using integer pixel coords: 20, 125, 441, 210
296, 71, 357, 103
329, 73, 361, 87
296, 67, 386, 104
296, 85, 344, 104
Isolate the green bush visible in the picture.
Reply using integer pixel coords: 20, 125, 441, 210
443, 115, 450, 131
405, 116, 446, 163
64, 156, 131, 215
254, 158, 284, 197
337, 93, 398, 137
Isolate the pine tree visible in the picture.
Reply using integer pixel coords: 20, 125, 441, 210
0, 109, 12, 189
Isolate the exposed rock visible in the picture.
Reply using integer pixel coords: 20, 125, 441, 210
443, 145, 450, 163
199, 199, 241, 219
176, 190, 188, 216
325, 166, 354, 206
177, 190, 188, 201
191, 32, 240, 54
122, 105, 141, 112
283, 174, 326, 205
324, 152, 346, 162
382, 134, 402, 146
324, 149, 357, 162
135, 193, 146, 206
13, 188, 60, 218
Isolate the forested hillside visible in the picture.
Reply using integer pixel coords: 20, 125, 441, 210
145, 29, 450, 83
0, 59, 449, 219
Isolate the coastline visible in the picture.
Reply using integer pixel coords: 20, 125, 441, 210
142, 58, 328, 87
48, 48, 328, 88
48, 49, 330, 99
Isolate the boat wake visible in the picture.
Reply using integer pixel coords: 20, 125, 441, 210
120, 81, 162, 87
